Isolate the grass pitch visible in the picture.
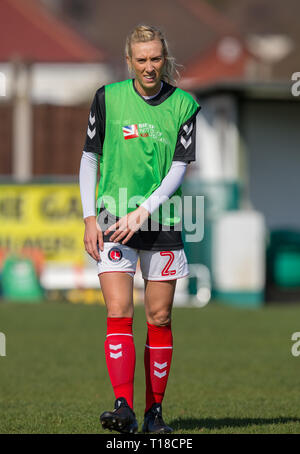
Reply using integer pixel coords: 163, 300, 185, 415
0, 301, 300, 434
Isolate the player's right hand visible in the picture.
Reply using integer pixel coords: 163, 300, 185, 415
83, 216, 104, 261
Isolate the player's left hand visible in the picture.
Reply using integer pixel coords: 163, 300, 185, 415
104, 206, 150, 245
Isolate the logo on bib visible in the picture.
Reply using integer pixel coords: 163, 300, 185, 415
122, 124, 139, 140
108, 247, 123, 262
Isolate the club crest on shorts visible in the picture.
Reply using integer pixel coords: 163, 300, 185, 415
108, 247, 123, 262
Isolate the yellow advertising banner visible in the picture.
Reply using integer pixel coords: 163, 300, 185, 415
0, 184, 85, 264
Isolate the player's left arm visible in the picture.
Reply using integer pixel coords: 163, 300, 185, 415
136, 102, 202, 216
139, 161, 187, 215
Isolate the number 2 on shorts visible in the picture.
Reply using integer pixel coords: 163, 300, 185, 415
160, 251, 176, 276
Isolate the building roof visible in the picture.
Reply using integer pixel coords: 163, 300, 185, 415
179, 36, 257, 90
50, 0, 236, 73
48, 0, 256, 87
206, 0, 300, 81
0, 0, 105, 63
38, 0, 299, 87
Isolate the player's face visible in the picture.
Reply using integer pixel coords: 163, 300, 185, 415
127, 39, 165, 96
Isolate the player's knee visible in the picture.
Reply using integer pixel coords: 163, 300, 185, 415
107, 301, 133, 318
148, 311, 171, 327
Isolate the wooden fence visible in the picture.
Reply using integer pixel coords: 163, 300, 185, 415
0, 103, 90, 176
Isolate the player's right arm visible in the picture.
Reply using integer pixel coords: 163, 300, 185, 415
80, 87, 106, 260
80, 151, 102, 260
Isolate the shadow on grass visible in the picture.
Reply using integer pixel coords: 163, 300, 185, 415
169, 417, 300, 431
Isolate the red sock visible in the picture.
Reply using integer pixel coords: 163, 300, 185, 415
144, 321, 173, 414
104, 317, 135, 409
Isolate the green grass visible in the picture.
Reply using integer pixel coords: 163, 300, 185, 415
0, 301, 300, 434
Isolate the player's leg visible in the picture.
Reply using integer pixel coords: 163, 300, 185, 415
100, 271, 134, 317
142, 278, 176, 433
98, 243, 138, 433
140, 248, 188, 433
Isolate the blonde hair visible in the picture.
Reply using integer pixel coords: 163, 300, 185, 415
125, 25, 180, 85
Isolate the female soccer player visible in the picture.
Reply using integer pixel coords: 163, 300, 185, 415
79, 25, 200, 434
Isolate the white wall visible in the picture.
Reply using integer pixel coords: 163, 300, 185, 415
0, 62, 114, 104
189, 94, 240, 182
242, 99, 300, 229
